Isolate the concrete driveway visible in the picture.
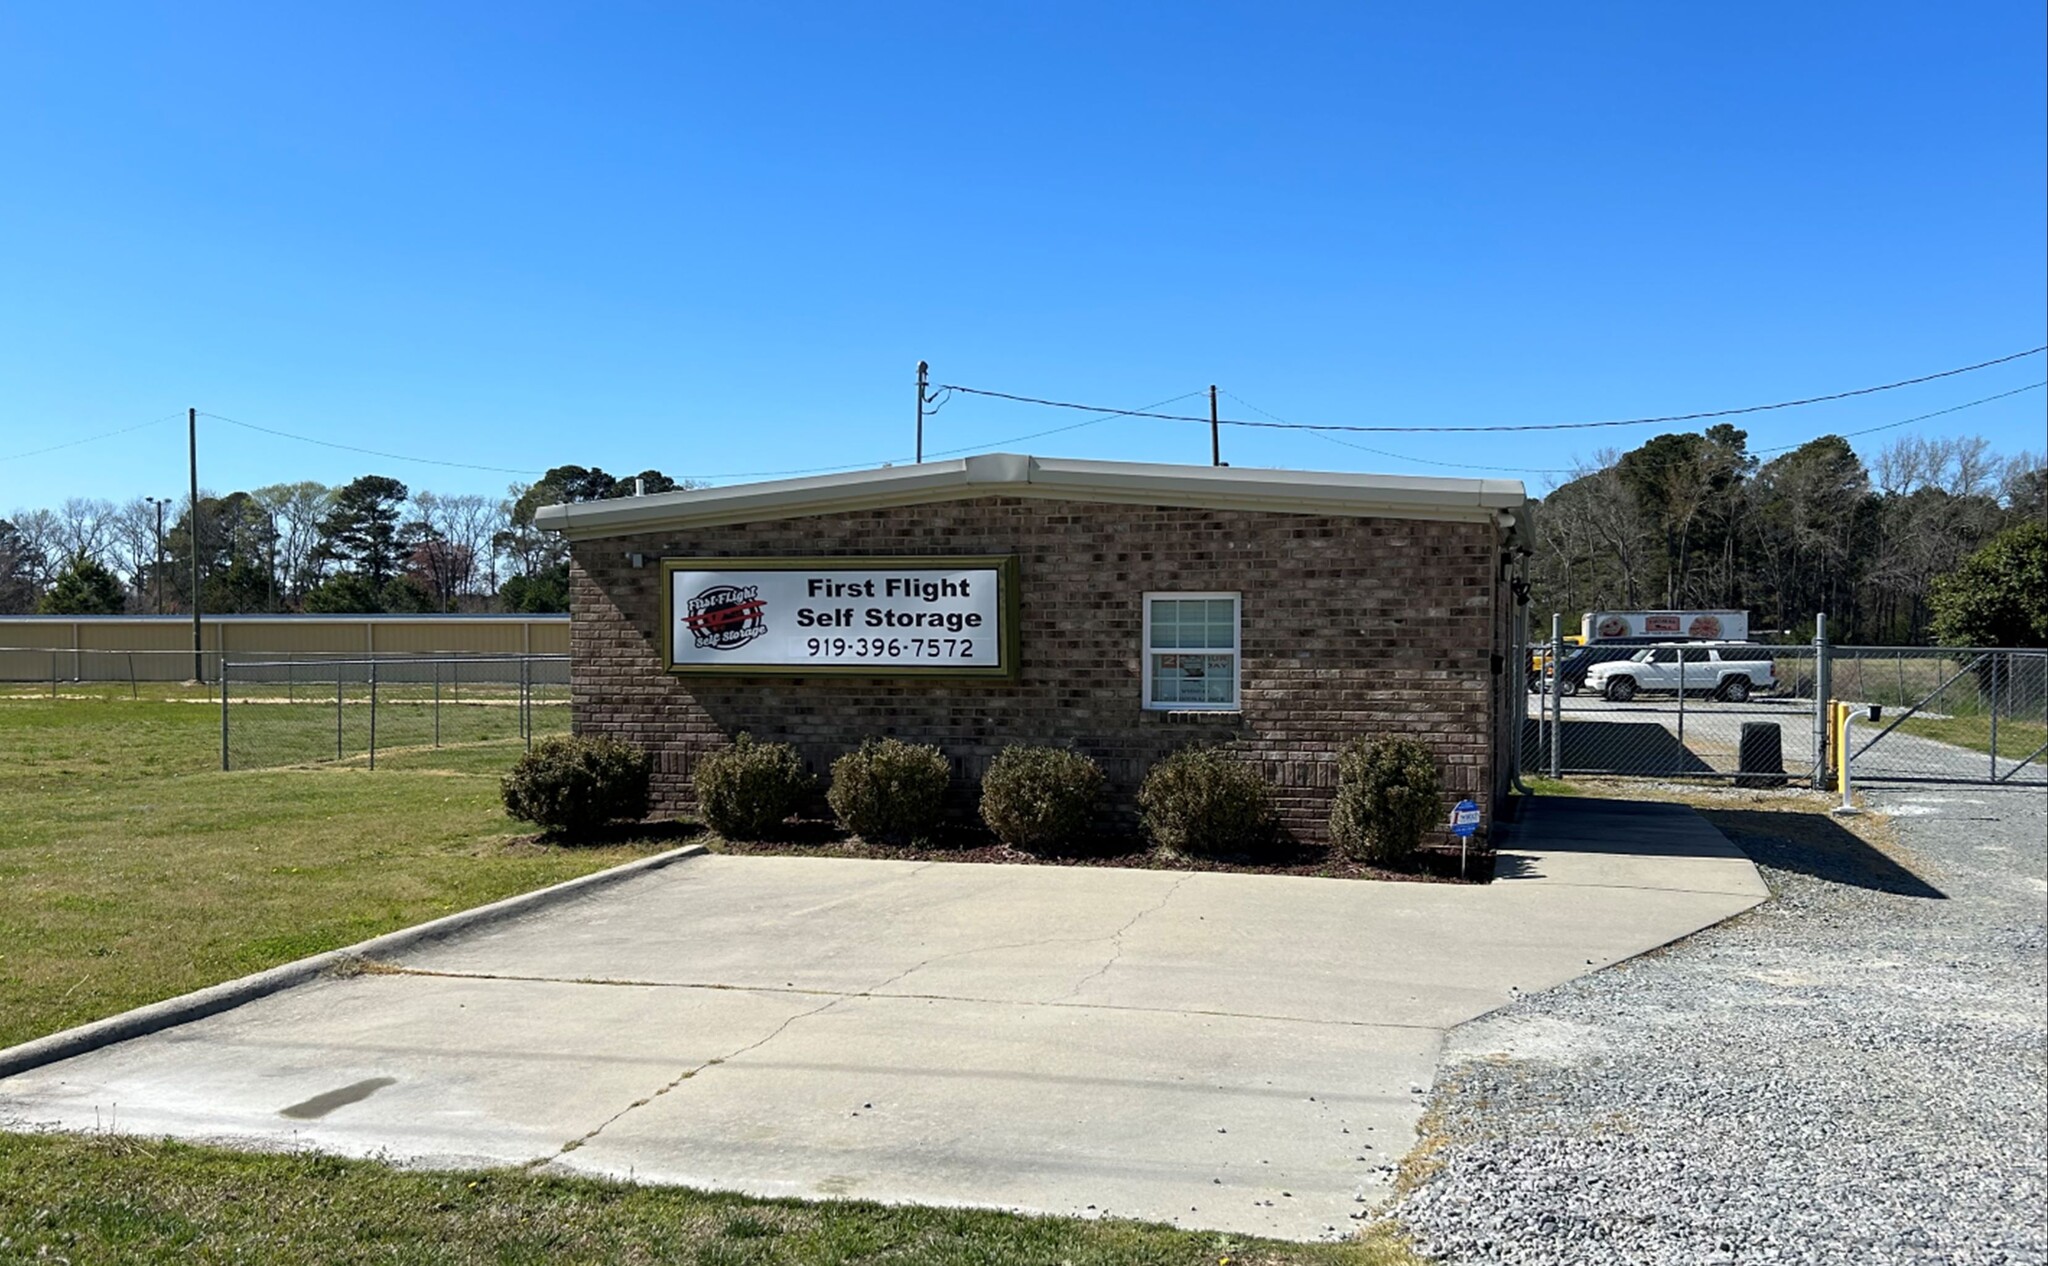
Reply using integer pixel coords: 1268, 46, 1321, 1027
0, 801, 1768, 1240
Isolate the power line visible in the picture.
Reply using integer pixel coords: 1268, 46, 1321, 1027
0, 413, 185, 463
924, 388, 1210, 460
201, 412, 547, 476
1749, 381, 2046, 456
941, 345, 2047, 435
670, 388, 1212, 481
1224, 381, 2046, 476
1218, 389, 1575, 475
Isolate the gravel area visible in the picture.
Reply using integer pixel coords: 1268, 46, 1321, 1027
1394, 781, 2048, 1265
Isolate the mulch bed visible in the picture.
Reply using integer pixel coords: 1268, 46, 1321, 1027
702, 819, 1494, 884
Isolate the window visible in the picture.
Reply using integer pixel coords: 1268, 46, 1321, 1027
1143, 593, 1240, 710
1681, 647, 1711, 663
1647, 648, 1677, 664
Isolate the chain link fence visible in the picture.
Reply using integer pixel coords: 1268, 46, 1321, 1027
1515, 618, 2045, 789
219, 654, 571, 770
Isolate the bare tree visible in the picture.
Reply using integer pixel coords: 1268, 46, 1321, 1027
1944, 435, 1997, 499
109, 499, 164, 607
1999, 450, 2045, 516
401, 492, 487, 610
54, 498, 118, 566
252, 482, 333, 602
1874, 437, 1935, 497
436, 493, 504, 599
6, 508, 62, 593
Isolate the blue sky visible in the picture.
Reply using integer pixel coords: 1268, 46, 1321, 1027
1, 2, 2042, 505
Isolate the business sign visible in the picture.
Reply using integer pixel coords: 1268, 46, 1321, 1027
663, 556, 1019, 678
1583, 610, 1749, 643
1449, 799, 1482, 837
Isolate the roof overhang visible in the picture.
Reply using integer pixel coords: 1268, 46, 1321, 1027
536, 452, 1535, 549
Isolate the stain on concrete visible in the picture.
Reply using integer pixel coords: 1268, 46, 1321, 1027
279, 1076, 396, 1120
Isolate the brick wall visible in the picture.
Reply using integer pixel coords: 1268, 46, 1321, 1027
569, 496, 1508, 842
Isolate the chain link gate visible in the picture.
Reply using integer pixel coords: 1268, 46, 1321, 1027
1831, 647, 2047, 786
1518, 615, 2044, 789
1522, 614, 1823, 784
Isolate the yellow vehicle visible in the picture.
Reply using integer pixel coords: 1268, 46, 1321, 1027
1528, 634, 1585, 679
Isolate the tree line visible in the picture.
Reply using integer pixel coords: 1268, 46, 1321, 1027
6, 433, 2041, 645
1532, 429, 2045, 645
0, 465, 690, 616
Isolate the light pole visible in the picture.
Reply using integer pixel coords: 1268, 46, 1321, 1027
143, 496, 170, 615
265, 509, 278, 612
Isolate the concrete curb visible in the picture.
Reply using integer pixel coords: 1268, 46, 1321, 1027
0, 842, 708, 1082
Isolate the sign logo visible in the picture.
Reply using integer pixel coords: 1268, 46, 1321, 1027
685, 584, 767, 651
1596, 616, 1629, 639
1644, 614, 1681, 634
1688, 615, 1722, 639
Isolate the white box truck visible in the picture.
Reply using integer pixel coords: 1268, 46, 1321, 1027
1581, 610, 1750, 643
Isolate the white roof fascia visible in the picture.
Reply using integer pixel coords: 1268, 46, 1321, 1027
535, 452, 1528, 540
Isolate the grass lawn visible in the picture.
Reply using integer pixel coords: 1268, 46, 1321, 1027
0, 688, 666, 1050
1895, 714, 2046, 764
0, 1133, 1410, 1266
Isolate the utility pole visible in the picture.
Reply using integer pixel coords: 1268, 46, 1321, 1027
915, 360, 929, 463
145, 496, 168, 614
1209, 385, 1221, 466
189, 407, 203, 683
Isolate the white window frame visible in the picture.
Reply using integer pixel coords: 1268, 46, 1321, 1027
1141, 591, 1241, 712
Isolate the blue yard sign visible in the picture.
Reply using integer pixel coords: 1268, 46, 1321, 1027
1449, 799, 1482, 837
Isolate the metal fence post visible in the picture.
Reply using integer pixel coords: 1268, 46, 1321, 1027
368, 658, 378, 771
521, 657, 532, 750
433, 660, 442, 748
1988, 652, 2000, 780
1540, 614, 1556, 778
1811, 613, 1830, 788
49, 650, 57, 697
220, 659, 231, 770
336, 661, 345, 762
1676, 646, 1687, 773
127, 652, 138, 700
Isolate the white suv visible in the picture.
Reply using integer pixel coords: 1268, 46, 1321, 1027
1585, 643, 1779, 703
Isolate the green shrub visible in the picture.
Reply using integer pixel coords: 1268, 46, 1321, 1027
1328, 735, 1444, 865
1137, 747, 1277, 859
500, 734, 652, 837
693, 733, 812, 839
827, 737, 952, 844
978, 745, 1106, 854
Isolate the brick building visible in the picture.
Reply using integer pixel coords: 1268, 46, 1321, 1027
541, 453, 1535, 841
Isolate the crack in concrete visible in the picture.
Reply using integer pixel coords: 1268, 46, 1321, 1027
1055, 873, 1195, 1004
351, 962, 1457, 1032
358, 961, 1452, 1031
540, 990, 853, 1165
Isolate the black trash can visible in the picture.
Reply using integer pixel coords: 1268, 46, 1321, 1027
1735, 721, 1786, 788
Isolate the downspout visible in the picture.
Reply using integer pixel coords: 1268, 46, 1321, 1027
1510, 551, 1535, 797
